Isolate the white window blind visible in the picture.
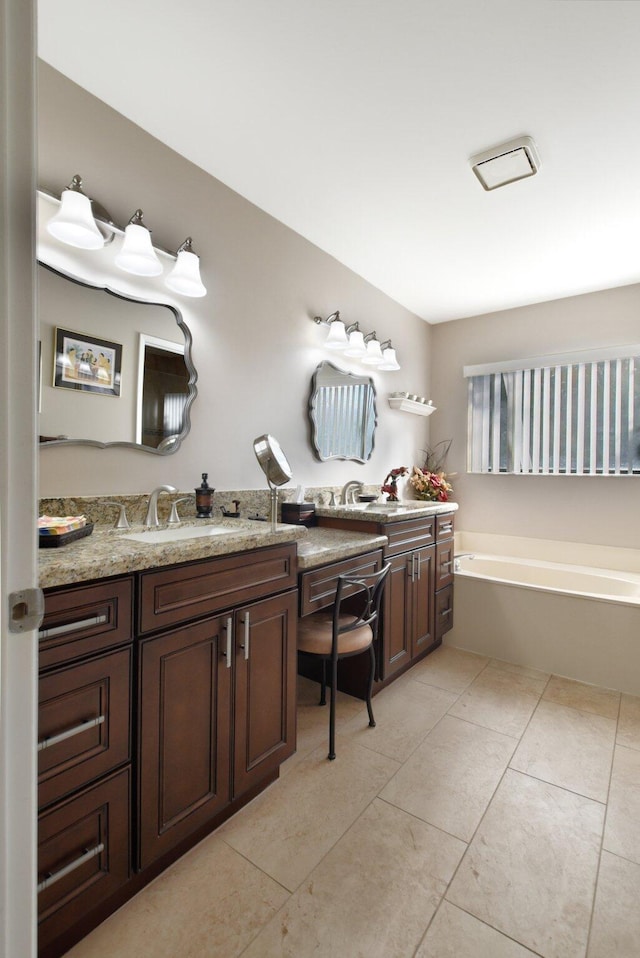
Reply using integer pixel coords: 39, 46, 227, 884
466, 352, 640, 475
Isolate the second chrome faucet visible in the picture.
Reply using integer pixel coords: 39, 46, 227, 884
145, 485, 177, 527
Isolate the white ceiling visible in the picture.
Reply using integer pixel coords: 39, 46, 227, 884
37, 0, 640, 324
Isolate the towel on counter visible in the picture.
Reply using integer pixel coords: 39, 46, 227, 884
38, 515, 87, 536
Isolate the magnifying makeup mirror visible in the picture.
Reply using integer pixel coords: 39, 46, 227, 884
253, 434, 293, 530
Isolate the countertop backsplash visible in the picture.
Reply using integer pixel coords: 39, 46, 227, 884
39, 485, 385, 527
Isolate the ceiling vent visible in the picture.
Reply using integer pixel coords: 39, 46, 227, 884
470, 136, 541, 191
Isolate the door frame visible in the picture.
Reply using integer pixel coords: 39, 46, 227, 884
0, 1, 39, 956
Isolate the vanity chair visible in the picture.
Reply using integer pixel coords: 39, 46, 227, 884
297, 564, 390, 760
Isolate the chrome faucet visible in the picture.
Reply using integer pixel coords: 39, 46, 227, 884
454, 553, 475, 572
145, 485, 177, 527
341, 480, 364, 505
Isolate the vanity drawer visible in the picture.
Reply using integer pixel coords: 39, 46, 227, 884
436, 540, 454, 589
435, 513, 454, 541
138, 544, 297, 635
38, 647, 132, 810
383, 518, 435, 557
299, 549, 383, 616
435, 584, 454, 639
38, 767, 130, 955
40, 578, 134, 671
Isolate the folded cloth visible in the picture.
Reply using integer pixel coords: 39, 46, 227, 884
38, 515, 87, 535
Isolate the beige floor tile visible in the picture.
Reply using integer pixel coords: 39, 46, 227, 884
241, 799, 466, 958
510, 700, 616, 802
488, 658, 550, 691
416, 901, 539, 957
342, 678, 458, 762
380, 715, 515, 841
282, 676, 362, 772
617, 693, 640, 750
447, 769, 604, 958
410, 645, 489, 694
219, 741, 399, 891
65, 835, 288, 958
447, 667, 543, 738
587, 851, 640, 958
543, 675, 620, 720
603, 744, 640, 865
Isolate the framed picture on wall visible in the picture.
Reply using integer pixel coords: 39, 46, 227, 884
53, 327, 122, 397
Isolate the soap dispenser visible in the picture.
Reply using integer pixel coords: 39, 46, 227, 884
195, 473, 214, 518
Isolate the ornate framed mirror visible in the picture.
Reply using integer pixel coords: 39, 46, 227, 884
309, 361, 377, 462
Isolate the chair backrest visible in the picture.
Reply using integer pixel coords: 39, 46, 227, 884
333, 563, 391, 637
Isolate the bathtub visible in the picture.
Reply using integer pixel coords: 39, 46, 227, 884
448, 534, 640, 696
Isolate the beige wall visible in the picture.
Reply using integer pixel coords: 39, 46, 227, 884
431, 283, 640, 549
37, 62, 431, 496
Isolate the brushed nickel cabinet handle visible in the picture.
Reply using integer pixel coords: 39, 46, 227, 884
38, 714, 105, 752
39, 613, 108, 641
222, 616, 233, 668
37, 842, 105, 893
239, 612, 250, 660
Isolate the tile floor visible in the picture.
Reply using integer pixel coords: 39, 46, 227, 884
66, 646, 640, 958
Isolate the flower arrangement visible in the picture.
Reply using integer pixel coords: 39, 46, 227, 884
381, 466, 408, 501
408, 466, 453, 502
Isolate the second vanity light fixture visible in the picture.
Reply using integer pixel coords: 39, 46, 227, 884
313, 311, 400, 371
45, 174, 207, 298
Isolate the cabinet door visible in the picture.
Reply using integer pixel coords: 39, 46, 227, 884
233, 590, 297, 796
412, 545, 436, 657
38, 647, 131, 810
138, 616, 232, 869
38, 767, 130, 956
381, 553, 413, 680
436, 539, 454, 590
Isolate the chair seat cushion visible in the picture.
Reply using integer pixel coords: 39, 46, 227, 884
298, 611, 373, 656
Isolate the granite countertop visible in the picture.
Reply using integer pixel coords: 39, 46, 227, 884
38, 519, 389, 589
314, 501, 458, 522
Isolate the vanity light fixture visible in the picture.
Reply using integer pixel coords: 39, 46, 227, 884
311, 311, 400, 371
343, 323, 367, 358
361, 332, 384, 365
42, 176, 209, 297
378, 340, 401, 371
115, 209, 163, 277
45, 174, 105, 250
314, 311, 349, 350
165, 238, 207, 298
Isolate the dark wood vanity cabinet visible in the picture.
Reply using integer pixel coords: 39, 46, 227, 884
137, 586, 297, 868
39, 543, 298, 958
37, 576, 134, 958
315, 511, 455, 693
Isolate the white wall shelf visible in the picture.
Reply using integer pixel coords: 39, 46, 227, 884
388, 397, 436, 416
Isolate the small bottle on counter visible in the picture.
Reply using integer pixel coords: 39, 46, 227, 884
195, 473, 214, 518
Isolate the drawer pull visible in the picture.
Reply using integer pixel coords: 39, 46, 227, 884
440, 523, 453, 534
239, 613, 250, 660
39, 613, 108, 641
440, 607, 452, 617
415, 554, 421, 580
222, 616, 233, 668
38, 714, 105, 752
441, 561, 453, 571
37, 841, 105, 893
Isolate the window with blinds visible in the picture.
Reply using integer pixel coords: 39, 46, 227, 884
465, 350, 640, 475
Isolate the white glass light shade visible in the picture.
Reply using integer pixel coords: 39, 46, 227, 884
115, 222, 163, 277
362, 337, 384, 364
379, 346, 400, 370
46, 189, 104, 250
344, 329, 366, 357
325, 319, 349, 349
165, 249, 207, 297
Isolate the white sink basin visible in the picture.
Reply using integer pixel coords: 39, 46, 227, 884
122, 525, 233, 544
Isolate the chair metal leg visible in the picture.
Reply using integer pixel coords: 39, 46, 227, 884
319, 659, 327, 706
366, 644, 376, 727
328, 656, 338, 760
